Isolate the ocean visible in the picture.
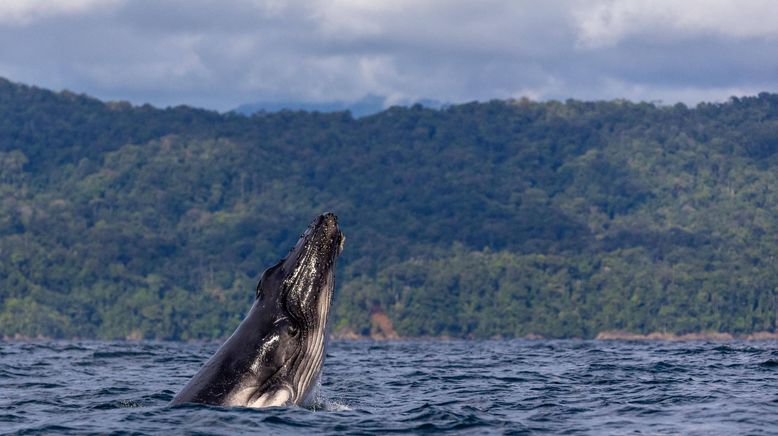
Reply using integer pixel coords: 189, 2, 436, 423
2, 339, 778, 434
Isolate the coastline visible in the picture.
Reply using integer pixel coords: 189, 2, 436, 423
593, 330, 778, 341
6, 330, 778, 342
328, 329, 778, 342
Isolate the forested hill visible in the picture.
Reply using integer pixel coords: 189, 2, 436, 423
2, 77, 778, 339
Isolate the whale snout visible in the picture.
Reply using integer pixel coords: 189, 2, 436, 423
313, 212, 344, 255
318, 212, 340, 238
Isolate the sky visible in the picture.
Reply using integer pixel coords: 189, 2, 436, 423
1, 0, 777, 111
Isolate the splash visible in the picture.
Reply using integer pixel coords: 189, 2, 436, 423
304, 378, 352, 412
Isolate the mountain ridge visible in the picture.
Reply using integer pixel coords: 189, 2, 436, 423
2, 77, 778, 339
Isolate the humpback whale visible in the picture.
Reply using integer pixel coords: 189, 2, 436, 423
171, 213, 344, 408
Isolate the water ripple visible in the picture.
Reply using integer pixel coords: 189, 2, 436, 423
2, 340, 778, 433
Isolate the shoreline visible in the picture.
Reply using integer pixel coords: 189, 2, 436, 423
329, 331, 778, 342
6, 330, 778, 342
593, 330, 778, 341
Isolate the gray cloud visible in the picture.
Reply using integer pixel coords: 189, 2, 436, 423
1, 0, 777, 110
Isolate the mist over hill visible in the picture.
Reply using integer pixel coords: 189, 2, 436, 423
233, 94, 445, 118
2, 77, 778, 339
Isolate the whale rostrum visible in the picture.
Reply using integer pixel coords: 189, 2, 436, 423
171, 213, 345, 408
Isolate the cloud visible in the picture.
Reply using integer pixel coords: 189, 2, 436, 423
0, 0, 777, 110
0, 0, 122, 25
573, 0, 778, 48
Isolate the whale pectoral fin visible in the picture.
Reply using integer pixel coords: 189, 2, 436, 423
247, 387, 292, 408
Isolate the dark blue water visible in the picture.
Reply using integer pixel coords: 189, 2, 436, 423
2, 340, 778, 434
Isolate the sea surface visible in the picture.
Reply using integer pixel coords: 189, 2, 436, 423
2, 339, 778, 434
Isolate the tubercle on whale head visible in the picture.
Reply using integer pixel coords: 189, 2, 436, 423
255, 213, 344, 301
254, 213, 344, 330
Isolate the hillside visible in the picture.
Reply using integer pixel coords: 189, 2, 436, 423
2, 77, 778, 339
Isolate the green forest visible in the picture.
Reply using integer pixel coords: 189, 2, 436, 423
2, 77, 778, 339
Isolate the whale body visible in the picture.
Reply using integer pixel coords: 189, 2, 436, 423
171, 213, 344, 408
